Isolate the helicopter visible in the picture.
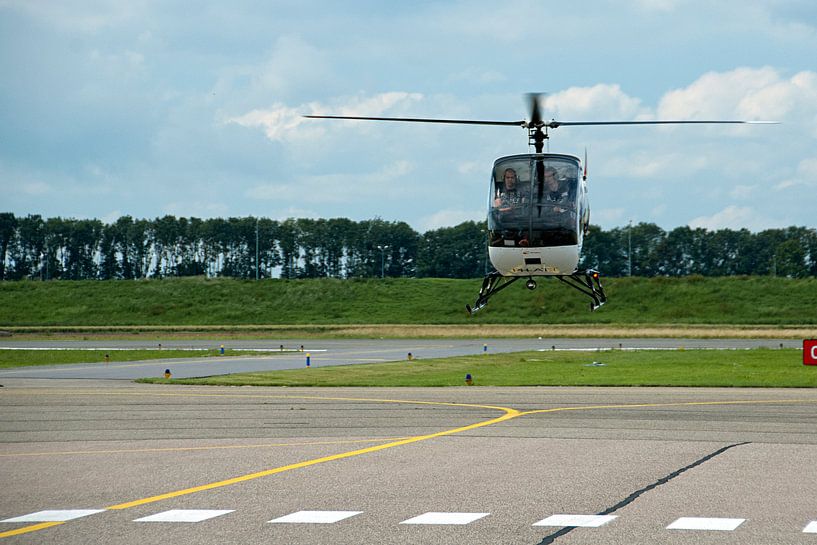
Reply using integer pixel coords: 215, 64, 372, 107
305, 94, 774, 314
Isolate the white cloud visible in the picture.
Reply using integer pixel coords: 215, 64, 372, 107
604, 151, 714, 179
688, 205, 785, 231
657, 67, 817, 125
543, 84, 646, 120
227, 92, 424, 142
797, 157, 817, 179
417, 208, 484, 232
773, 157, 817, 190
729, 184, 756, 199
228, 103, 315, 142
246, 160, 415, 204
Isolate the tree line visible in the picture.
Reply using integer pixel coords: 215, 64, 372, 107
0, 213, 815, 280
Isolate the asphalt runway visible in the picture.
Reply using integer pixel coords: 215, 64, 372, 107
1, 379, 816, 545
0, 337, 801, 380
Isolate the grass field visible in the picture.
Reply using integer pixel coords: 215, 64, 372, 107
2, 276, 817, 329
0, 349, 283, 369
138, 348, 816, 388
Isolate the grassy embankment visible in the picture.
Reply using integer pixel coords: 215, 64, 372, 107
1, 276, 816, 338
138, 348, 815, 388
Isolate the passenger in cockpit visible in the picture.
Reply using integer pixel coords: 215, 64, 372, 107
543, 167, 567, 203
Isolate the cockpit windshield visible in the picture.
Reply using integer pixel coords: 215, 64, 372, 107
488, 155, 580, 248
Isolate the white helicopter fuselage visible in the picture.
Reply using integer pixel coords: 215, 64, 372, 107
486, 153, 589, 277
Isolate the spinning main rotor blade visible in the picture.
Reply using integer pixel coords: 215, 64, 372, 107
303, 114, 524, 127
304, 114, 777, 129
527, 93, 543, 127
545, 120, 778, 128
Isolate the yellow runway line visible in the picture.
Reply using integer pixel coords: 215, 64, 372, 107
0, 522, 64, 538
106, 406, 520, 510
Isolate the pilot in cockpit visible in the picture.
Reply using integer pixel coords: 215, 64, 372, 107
494, 167, 527, 211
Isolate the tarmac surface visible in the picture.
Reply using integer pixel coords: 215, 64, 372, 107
1, 339, 815, 544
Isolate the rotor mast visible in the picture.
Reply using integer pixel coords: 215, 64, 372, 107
528, 125, 548, 153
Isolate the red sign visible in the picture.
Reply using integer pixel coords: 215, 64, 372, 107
805, 340, 817, 366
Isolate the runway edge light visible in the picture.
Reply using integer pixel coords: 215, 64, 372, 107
804, 340, 817, 366
465, 373, 473, 386
164, 369, 171, 379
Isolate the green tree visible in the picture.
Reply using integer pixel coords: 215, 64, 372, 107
580, 225, 628, 276
7, 214, 44, 280
417, 221, 485, 278
0, 213, 17, 280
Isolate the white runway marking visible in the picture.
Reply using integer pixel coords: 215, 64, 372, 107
1, 509, 105, 522
667, 517, 745, 531
133, 509, 234, 523
804, 521, 817, 533
533, 514, 617, 527
267, 511, 362, 524
399, 512, 490, 525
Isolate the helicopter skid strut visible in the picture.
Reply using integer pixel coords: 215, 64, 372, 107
466, 269, 607, 315
557, 269, 607, 311
465, 271, 519, 315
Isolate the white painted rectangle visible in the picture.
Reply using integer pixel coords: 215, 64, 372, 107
533, 514, 617, 528
1, 510, 105, 523
400, 512, 490, 525
804, 521, 817, 533
667, 517, 745, 531
133, 509, 234, 523
267, 511, 362, 524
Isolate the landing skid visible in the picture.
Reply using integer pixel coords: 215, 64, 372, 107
466, 269, 607, 315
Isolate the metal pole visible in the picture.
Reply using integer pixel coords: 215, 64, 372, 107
627, 220, 632, 277
377, 245, 389, 278
255, 218, 259, 280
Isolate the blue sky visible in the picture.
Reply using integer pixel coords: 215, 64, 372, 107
2, 1, 816, 232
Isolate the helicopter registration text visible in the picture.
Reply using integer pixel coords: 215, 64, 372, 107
804, 340, 817, 366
